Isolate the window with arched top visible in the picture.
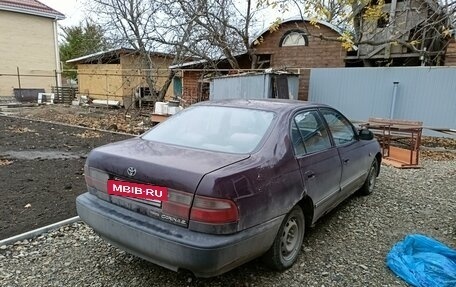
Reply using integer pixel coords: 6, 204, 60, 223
279, 30, 308, 47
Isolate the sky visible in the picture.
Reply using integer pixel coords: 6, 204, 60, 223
39, 0, 293, 28
40, 0, 84, 26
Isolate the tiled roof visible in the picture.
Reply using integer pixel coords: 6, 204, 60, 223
0, 0, 65, 19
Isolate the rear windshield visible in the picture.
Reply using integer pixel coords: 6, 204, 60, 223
142, 106, 275, 153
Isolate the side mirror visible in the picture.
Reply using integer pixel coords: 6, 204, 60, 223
359, 129, 374, 140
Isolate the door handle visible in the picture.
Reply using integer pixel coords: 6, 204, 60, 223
306, 172, 315, 179
343, 158, 350, 164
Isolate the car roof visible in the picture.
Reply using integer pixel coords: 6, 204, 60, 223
196, 99, 329, 113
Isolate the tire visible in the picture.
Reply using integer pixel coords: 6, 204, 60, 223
359, 158, 379, 196
263, 205, 305, 270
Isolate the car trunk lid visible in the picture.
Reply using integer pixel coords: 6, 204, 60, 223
85, 137, 249, 226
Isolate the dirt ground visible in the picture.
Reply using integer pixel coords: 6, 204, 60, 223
13, 105, 153, 135
0, 116, 131, 240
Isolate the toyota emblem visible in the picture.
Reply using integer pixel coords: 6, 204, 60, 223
127, 167, 137, 177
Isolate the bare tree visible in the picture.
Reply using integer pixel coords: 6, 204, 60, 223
153, 0, 258, 69
88, 0, 167, 101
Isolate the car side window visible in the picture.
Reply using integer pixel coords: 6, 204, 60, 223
320, 109, 356, 146
291, 110, 332, 156
291, 121, 306, 155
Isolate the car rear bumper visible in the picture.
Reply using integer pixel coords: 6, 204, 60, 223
76, 193, 284, 277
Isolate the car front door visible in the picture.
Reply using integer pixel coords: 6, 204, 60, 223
320, 108, 368, 195
291, 110, 342, 221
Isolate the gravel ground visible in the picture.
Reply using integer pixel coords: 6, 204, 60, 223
1, 160, 455, 287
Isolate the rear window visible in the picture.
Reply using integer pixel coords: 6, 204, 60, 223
142, 106, 275, 153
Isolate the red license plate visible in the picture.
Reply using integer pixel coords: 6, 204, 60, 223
107, 180, 168, 201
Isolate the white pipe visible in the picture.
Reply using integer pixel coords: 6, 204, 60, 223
390, 81, 399, 119
53, 19, 62, 87
0, 216, 80, 247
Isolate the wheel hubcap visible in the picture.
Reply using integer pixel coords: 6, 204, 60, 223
368, 165, 377, 191
281, 217, 299, 260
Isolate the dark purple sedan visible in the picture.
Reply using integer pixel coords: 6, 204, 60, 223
76, 99, 381, 277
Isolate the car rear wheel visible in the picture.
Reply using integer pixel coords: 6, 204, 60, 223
263, 205, 305, 270
359, 158, 379, 196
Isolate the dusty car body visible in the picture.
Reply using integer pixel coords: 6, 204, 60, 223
76, 99, 381, 277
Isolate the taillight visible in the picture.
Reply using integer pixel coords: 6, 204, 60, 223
190, 195, 238, 223
162, 189, 192, 218
84, 165, 109, 192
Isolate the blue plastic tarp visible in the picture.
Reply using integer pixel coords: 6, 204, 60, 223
386, 234, 456, 287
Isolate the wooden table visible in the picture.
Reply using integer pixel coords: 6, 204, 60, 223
363, 118, 423, 168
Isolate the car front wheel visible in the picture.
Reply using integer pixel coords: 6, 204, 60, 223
359, 158, 379, 195
263, 205, 305, 270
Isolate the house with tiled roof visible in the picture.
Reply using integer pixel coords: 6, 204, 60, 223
0, 0, 64, 100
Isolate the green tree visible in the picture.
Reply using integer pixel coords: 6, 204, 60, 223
60, 21, 110, 79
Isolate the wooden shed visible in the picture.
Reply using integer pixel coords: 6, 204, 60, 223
67, 48, 175, 107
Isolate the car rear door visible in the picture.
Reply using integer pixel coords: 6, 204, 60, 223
319, 108, 368, 195
290, 110, 342, 221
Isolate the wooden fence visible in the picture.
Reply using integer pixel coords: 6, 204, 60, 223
52, 86, 78, 104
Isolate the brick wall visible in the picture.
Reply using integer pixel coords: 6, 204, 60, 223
181, 71, 204, 105
445, 40, 456, 66
297, 69, 311, 101
180, 55, 252, 105
253, 21, 346, 100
